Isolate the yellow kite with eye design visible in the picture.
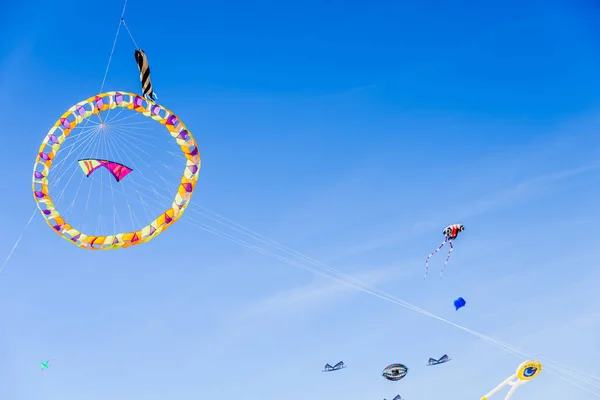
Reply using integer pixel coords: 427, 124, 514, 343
481, 360, 542, 400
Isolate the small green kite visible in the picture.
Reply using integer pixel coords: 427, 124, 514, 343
41, 360, 52, 376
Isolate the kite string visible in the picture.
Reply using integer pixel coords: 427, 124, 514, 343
121, 18, 139, 49
546, 368, 600, 398
185, 212, 600, 391
73, 178, 600, 391
99, 22, 123, 94
99, 0, 129, 93
0, 209, 37, 274
191, 203, 591, 383
183, 204, 600, 389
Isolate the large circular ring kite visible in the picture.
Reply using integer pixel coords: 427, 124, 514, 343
32, 92, 201, 250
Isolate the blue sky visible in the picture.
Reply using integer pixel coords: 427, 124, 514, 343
1, 0, 600, 399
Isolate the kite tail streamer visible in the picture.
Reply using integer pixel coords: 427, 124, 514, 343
425, 237, 447, 278
440, 240, 453, 278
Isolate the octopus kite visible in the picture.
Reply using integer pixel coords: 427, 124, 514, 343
424, 223, 464, 278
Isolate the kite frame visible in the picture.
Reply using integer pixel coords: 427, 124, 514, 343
32, 91, 201, 250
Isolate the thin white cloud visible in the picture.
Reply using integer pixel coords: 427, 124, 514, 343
454, 162, 600, 221
322, 161, 600, 263
231, 264, 399, 323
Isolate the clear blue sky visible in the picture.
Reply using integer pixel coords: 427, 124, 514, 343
1, 0, 600, 399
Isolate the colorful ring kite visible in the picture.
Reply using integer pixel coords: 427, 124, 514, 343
32, 91, 201, 250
